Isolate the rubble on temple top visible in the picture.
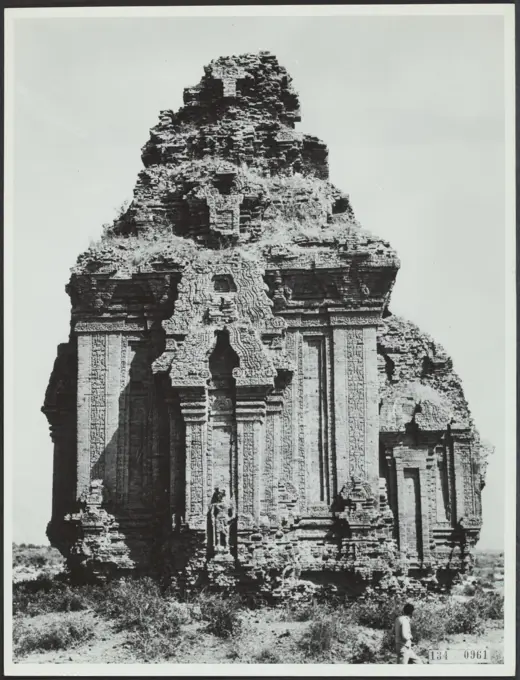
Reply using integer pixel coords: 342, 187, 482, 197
74, 52, 398, 276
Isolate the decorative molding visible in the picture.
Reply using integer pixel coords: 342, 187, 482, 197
74, 319, 147, 333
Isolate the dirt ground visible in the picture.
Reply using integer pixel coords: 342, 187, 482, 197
14, 609, 504, 665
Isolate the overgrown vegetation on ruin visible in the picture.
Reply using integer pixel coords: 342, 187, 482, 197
73, 159, 375, 276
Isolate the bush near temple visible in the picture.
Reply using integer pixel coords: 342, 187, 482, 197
12, 574, 504, 662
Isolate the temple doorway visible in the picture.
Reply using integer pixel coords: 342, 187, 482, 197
208, 330, 239, 506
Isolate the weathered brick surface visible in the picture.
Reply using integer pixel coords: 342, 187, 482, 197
42, 52, 487, 590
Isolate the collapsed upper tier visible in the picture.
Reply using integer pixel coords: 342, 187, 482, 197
141, 52, 328, 179
76, 52, 399, 274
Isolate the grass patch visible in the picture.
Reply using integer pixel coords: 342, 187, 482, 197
97, 577, 186, 661
13, 578, 93, 617
283, 599, 329, 622
254, 647, 283, 663
297, 610, 382, 663
292, 589, 504, 662
13, 613, 96, 656
197, 592, 244, 639
298, 614, 341, 657
12, 544, 65, 584
349, 594, 399, 630
13, 544, 64, 570
467, 591, 504, 622
14, 577, 188, 661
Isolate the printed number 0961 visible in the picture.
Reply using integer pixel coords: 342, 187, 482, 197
464, 650, 488, 660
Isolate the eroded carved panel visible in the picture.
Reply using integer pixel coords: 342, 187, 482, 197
77, 335, 92, 498
189, 423, 205, 521
346, 328, 365, 479
263, 409, 276, 518
240, 421, 255, 517
90, 335, 107, 477
302, 336, 326, 505
282, 331, 297, 483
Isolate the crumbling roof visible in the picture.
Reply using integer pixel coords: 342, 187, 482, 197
379, 381, 465, 433
377, 314, 473, 428
73, 52, 398, 276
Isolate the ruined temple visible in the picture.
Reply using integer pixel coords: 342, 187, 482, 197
43, 52, 489, 590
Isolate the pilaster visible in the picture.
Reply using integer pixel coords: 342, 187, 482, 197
451, 431, 475, 521
329, 311, 381, 500
178, 388, 209, 529
235, 394, 266, 527
76, 333, 92, 499
264, 391, 284, 522
75, 318, 148, 504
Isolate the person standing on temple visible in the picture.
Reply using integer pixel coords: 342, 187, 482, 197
394, 603, 423, 664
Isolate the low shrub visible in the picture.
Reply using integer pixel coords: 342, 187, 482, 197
13, 578, 90, 617
462, 583, 477, 596
197, 592, 243, 639
255, 647, 282, 663
284, 599, 325, 622
350, 587, 504, 644
469, 591, 504, 621
411, 599, 455, 643
95, 577, 184, 661
349, 594, 401, 630
298, 611, 384, 663
399, 597, 485, 643
97, 578, 182, 631
298, 615, 341, 657
380, 628, 396, 653
340, 627, 382, 664
13, 576, 188, 660
13, 614, 95, 656
445, 600, 484, 635
13, 545, 65, 572
98, 577, 162, 623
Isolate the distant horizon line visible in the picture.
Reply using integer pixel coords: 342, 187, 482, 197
11, 538, 506, 553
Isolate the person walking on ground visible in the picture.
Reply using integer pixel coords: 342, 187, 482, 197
395, 603, 423, 664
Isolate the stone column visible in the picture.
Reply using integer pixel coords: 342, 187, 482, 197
178, 388, 209, 529
76, 333, 92, 499
363, 326, 380, 493
330, 313, 380, 499
331, 326, 349, 492
76, 332, 121, 500
264, 391, 284, 522
451, 431, 474, 521
235, 395, 266, 527
74, 324, 146, 504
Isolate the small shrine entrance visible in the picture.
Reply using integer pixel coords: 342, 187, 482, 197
207, 330, 238, 557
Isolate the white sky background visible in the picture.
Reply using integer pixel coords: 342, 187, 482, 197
10, 13, 510, 550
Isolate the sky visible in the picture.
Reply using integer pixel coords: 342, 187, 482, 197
7, 10, 513, 550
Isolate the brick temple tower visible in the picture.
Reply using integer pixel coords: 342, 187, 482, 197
43, 52, 488, 589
